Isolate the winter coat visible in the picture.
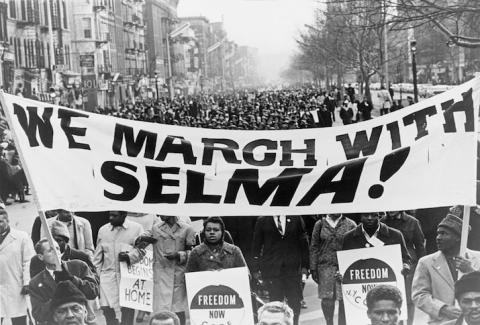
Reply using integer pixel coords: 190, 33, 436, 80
340, 106, 354, 125
0, 228, 34, 318
186, 242, 247, 272
309, 217, 356, 299
142, 219, 196, 313
93, 220, 144, 314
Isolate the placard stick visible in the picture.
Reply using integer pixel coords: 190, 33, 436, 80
460, 206, 471, 257
0, 91, 61, 269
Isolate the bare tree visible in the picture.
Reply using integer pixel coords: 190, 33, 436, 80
292, 1, 408, 100
320, 0, 480, 48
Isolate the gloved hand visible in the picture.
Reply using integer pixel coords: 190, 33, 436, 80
20, 285, 29, 295
164, 252, 180, 261
118, 252, 130, 265
135, 236, 157, 249
54, 264, 74, 283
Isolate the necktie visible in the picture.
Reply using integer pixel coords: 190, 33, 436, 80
277, 216, 283, 235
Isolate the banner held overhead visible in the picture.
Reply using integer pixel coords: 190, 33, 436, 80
0, 78, 478, 215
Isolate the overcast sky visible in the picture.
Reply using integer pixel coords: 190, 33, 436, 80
177, 0, 318, 82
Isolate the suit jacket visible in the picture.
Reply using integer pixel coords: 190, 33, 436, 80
412, 249, 480, 325
29, 259, 99, 324
252, 216, 309, 278
341, 222, 412, 266
41, 215, 94, 257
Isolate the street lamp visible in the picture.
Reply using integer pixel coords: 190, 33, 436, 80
154, 72, 159, 100
410, 38, 419, 103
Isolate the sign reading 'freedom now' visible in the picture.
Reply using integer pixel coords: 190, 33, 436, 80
0, 78, 478, 215
338, 245, 407, 325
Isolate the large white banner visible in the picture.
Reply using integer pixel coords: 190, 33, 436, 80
337, 245, 407, 325
0, 78, 478, 215
185, 267, 254, 325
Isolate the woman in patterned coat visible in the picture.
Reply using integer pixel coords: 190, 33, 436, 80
309, 214, 356, 325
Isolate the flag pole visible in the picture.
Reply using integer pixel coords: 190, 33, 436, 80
460, 206, 470, 256
0, 91, 61, 269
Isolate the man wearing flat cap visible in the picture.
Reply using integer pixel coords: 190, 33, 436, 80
413, 214, 480, 325
51, 280, 89, 325
442, 271, 480, 325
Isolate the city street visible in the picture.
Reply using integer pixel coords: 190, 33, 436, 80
4, 192, 429, 325
0, 0, 477, 324
3, 199, 329, 325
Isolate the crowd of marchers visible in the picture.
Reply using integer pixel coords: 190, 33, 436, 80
89, 85, 408, 128
1, 206, 480, 325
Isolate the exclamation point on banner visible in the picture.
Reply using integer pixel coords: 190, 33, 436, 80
368, 147, 411, 199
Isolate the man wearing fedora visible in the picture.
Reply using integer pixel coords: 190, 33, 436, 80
412, 214, 480, 325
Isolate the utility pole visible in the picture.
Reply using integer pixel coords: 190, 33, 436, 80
410, 39, 418, 103
46, 0, 56, 89
165, 30, 173, 101
383, 0, 389, 89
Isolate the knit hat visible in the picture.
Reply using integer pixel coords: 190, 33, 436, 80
50, 220, 70, 241
50, 280, 87, 312
438, 214, 463, 237
455, 271, 480, 299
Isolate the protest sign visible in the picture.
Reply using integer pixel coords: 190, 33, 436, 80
119, 250, 153, 312
0, 78, 478, 215
185, 267, 254, 325
337, 245, 407, 325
